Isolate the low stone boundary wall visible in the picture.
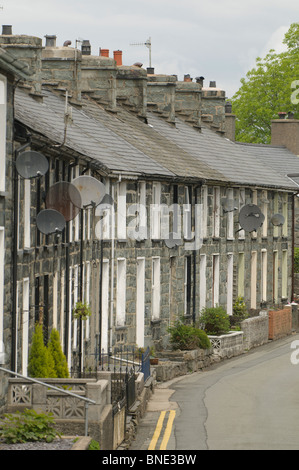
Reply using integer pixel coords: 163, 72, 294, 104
208, 331, 244, 358
241, 313, 269, 351
268, 306, 292, 340
154, 348, 213, 382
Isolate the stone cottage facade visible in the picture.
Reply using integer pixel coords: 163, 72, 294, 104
1, 26, 299, 411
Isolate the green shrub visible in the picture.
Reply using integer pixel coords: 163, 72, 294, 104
200, 306, 230, 335
28, 324, 56, 378
48, 329, 69, 378
0, 408, 59, 444
168, 320, 211, 350
295, 248, 299, 273
231, 296, 248, 328
88, 439, 100, 450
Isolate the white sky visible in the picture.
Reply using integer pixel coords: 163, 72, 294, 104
1, 0, 298, 97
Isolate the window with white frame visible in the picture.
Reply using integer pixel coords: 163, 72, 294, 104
227, 253, 234, 315
101, 259, 109, 352
282, 193, 288, 237
273, 250, 279, 304
261, 250, 267, 303
282, 250, 288, 299
24, 180, 31, 249
199, 254, 206, 311
183, 186, 192, 240
201, 185, 208, 238
212, 254, 220, 307
239, 188, 245, 239
262, 190, 268, 238
151, 182, 161, 239
22, 278, 30, 376
152, 257, 161, 320
116, 258, 126, 326
213, 187, 220, 238
0, 75, 7, 192
273, 193, 279, 238
251, 251, 257, 309
117, 181, 127, 239
251, 190, 257, 239
184, 256, 192, 315
227, 188, 234, 240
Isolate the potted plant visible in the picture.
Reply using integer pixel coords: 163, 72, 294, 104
73, 301, 92, 321
150, 346, 159, 365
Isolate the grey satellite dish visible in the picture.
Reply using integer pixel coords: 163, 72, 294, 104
72, 175, 106, 208
238, 204, 265, 232
46, 181, 82, 221
271, 213, 285, 226
36, 209, 66, 235
221, 198, 237, 213
16, 150, 49, 179
98, 193, 114, 209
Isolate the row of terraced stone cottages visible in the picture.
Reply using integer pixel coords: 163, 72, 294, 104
1, 26, 299, 412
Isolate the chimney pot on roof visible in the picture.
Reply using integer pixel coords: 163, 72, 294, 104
100, 48, 109, 57
209, 81, 216, 87
2, 25, 12, 35
288, 111, 295, 120
184, 74, 192, 82
81, 39, 91, 55
278, 111, 287, 119
147, 67, 155, 74
63, 40, 72, 47
113, 50, 122, 66
45, 35, 57, 47
225, 101, 232, 114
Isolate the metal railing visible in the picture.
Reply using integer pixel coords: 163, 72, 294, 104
0, 366, 96, 436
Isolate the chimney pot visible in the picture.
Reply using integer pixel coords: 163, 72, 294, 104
2, 25, 12, 35
209, 81, 216, 87
45, 35, 57, 47
225, 101, 232, 114
113, 50, 122, 66
288, 111, 295, 120
184, 74, 192, 82
147, 67, 155, 74
81, 39, 91, 55
278, 111, 287, 119
100, 48, 109, 57
63, 40, 72, 47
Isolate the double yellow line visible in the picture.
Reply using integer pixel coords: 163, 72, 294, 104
148, 410, 176, 450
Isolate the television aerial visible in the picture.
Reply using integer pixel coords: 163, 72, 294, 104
238, 203, 265, 233
15, 150, 49, 179
130, 37, 152, 68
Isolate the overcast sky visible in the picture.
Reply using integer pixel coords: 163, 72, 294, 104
1, 0, 298, 97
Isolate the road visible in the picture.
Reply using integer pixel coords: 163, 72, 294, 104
130, 334, 299, 450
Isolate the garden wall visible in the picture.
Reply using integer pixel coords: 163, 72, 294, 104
268, 306, 292, 340
241, 312, 269, 351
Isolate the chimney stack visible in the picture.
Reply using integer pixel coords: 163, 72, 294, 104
99, 48, 109, 57
45, 35, 57, 48
113, 50, 122, 66
271, 112, 299, 155
2, 25, 12, 35
81, 40, 91, 55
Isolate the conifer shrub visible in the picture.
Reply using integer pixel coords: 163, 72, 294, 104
28, 324, 54, 378
48, 329, 69, 378
168, 320, 211, 350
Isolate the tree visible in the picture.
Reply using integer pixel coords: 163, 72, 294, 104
230, 23, 299, 144
48, 329, 69, 378
28, 323, 56, 378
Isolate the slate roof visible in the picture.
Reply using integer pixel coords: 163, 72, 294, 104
14, 85, 299, 191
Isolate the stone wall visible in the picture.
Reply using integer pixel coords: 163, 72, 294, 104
241, 313, 269, 350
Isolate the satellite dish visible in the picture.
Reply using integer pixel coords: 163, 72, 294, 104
238, 204, 265, 232
72, 175, 106, 208
98, 193, 114, 209
271, 213, 285, 226
221, 198, 237, 213
16, 150, 49, 179
36, 209, 66, 235
45, 181, 82, 221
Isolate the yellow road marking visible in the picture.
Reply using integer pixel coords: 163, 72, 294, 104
148, 410, 176, 450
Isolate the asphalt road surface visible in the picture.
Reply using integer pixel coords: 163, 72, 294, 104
130, 334, 299, 450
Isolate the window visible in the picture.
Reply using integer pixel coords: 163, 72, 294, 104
213, 187, 220, 238
227, 254, 234, 315
101, 260, 109, 352
238, 188, 245, 239
282, 193, 288, 237
251, 190, 257, 239
152, 257, 161, 320
273, 251, 278, 304
273, 193, 279, 237
238, 253, 245, 298
0, 228, 4, 349
22, 278, 30, 376
212, 254, 220, 307
201, 186, 208, 238
199, 254, 206, 311
184, 256, 192, 315
24, 180, 31, 249
261, 250, 267, 303
251, 251, 257, 309
0, 75, 7, 192
227, 189, 234, 239
117, 181, 127, 239
84, 261, 91, 340
73, 265, 79, 349
183, 186, 192, 240
136, 257, 145, 348
116, 258, 126, 326
151, 182, 161, 239
282, 250, 288, 299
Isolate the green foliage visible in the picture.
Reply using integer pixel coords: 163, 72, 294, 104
73, 301, 92, 320
28, 324, 69, 379
168, 319, 211, 350
0, 408, 59, 444
295, 248, 299, 273
230, 23, 299, 144
48, 329, 69, 378
88, 439, 100, 450
200, 306, 231, 336
230, 297, 249, 329
28, 324, 54, 378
